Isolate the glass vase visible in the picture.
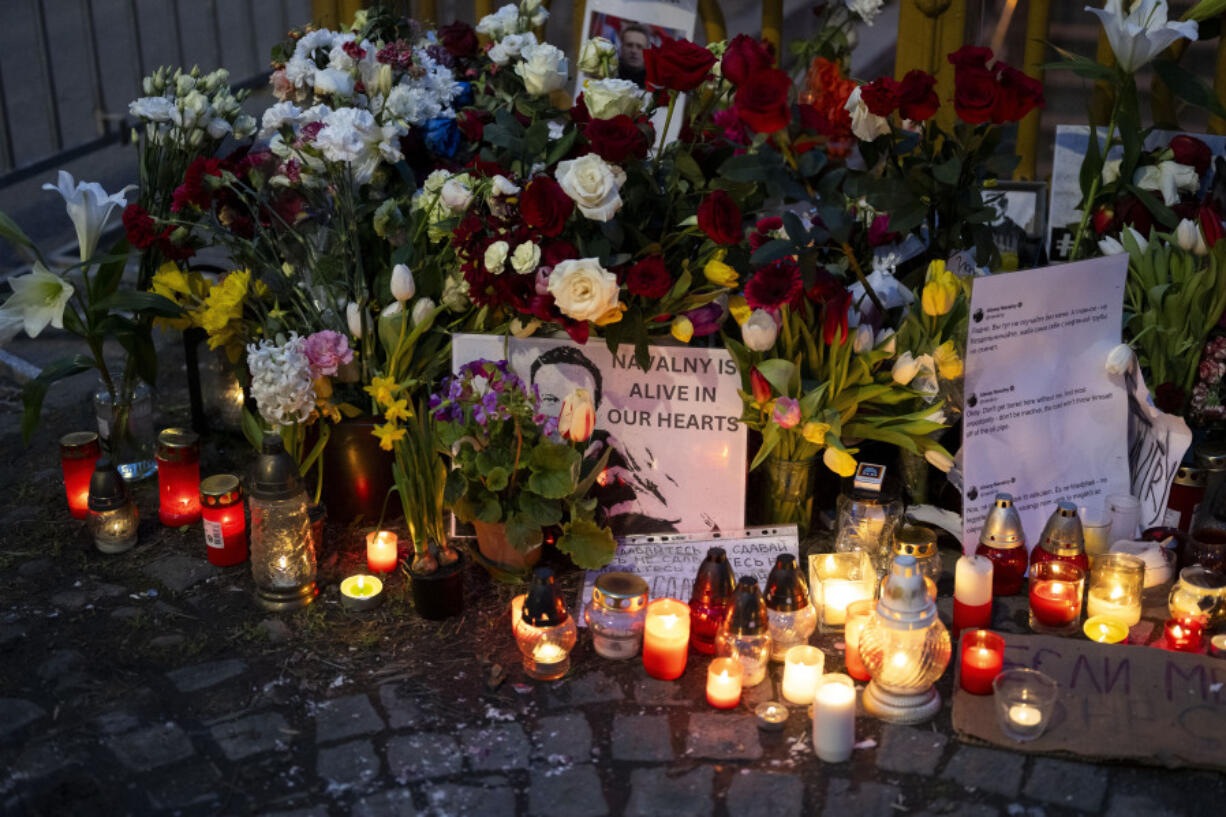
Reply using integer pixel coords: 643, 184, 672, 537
93, 380, 156, 482
762, 455, 816, 535
898, 449, 929, 506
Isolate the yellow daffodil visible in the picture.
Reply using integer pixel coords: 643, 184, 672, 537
728, 294, 752, 326
384, 398, 411, 423
372, 421, 405, 451
802, 421, 831, 446
920, 260, 958, 317
670, 315, 694, 343
823, 446, 858, 478
933, 340, 963, 380
365, 375, 398, 406
703, 258, 739, 288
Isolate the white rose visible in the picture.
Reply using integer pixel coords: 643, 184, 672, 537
547, 258, 622, 323
515, 43, 568, 97
488, 32, 537, 66
845, 86, 890, 142
314, 68, 355, 99
742, 309, 779, 352
577, 37, 619, 79
485, 240, 510, 275
491, 175, 521, 197
511, 242, 541, 275
582, 78, 644, 119
441, 177, 474, 211
555, 154, 625, 222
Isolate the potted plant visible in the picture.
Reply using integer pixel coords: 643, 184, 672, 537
431, 359, 617, 581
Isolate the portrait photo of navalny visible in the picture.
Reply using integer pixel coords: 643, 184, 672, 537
586, 13, 686, 88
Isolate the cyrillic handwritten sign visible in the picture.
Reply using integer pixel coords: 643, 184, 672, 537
953, 633, 1226, 771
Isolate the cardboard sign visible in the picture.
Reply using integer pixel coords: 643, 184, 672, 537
451, 333, 746, 536
953, 633, 1226, 771
577, 526, 800, 620
961, 256, 1131, 553
1126, 364, 1193, 531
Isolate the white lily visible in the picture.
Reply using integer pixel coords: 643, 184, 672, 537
2, 262, 75, 338
41, 170, 135, 263
1133, 159, 1199, 206
1086, 0, 1198, 74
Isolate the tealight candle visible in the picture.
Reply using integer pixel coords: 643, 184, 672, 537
993, 668, 1058, 742
959, 630, 1004, 695
781, 645, 825, 704
1083, 615, 1129, 644
810, 552, 875, 631
706, 657, 742, 709
642, 598, 690, 680
1164, 616, 1205, 653
755, 701, 788, 731
953, 554, 994, 636
366, 530, 399, 573
1210, 633, 1226, 658
842, 599, 874, 682
1008, 703, 1043, 728
340, 574, 383, 612
812, 673, 856, 762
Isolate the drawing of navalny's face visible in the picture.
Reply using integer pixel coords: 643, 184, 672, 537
533, 362, 599, 418
620, 29, 648, 69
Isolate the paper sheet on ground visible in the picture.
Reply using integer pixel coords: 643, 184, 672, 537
961, 256, 1130, 554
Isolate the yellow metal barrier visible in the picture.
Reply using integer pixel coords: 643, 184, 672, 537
416, 0, 439, 25
895, 0, 967, 132
697, 0, 727, 45
311, 0, 365, 29
762, 0, 782, 61
1014, 0, 1051, 180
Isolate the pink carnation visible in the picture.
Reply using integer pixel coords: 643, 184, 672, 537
303, 330, 353, 377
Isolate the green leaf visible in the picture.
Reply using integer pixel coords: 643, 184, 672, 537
1045, 47, 1118, 83
756, 358, 797, 396
527, 442, 580, 499
518, 491, 563, 526
932, 156, 962, 186
505, 513, 544, 553
1079, 122, 1101, 202
90, 238, 132, 301
484, 465, 509, 492
443, 465, 467, 505
1127, 185, 1179, 229
556, 517, 617, 569
0, 210, 45, 266
674, 151, 705, 188
92, 290, 184, 319
750, 238, 796, 266
1153, 59, 1226, 117
21, 355, 95, 442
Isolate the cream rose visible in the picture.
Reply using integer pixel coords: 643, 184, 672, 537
511, 241, 541, 275
515, 43, 568, 97
555, 154, 625, 222
582, 78, 644, 119
547, 258, 622, 323
577, 37, 618, 79
484, 241, 510, 275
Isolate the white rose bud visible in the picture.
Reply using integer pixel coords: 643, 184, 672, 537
410, 297, 436, 326
485, 240, 510, 275
742, 309, 779, 352
514, 43, 569, 97
1105, 343, 1134, 376
547, 258, 622, 323
511, 241, 541, 275
577, 37, 619, 79
346, 301, 364, 338
440, 178, 474, 212
555, 154, 625, 222
391, 263, 416, 302
582, 78, 644, 119
891, 351, 920, 385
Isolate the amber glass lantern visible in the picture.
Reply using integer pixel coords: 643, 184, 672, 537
60, 431, 101, 519
517, 568, 578, 680
715, 577, 772, 687
200, 474, 247, 567
87, 458, 139, 554
689, 547, 736, 655
859, 555, 952, 724
156, 428, 201, 526
249, 435, 316, 610
764, 554, 816, 661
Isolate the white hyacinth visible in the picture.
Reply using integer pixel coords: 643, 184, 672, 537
247, 334, 317, 428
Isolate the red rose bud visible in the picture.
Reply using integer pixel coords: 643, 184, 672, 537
1092, 206, 1114, 236
583, 116, 649, 163
734, 68, 792, 134
644, 39, 717, 93
697, 189, 744, 245
1199, 205, 1224, 248
625, 256, 672, 298
860, 76, 901, 118
947, 45, 994, 70
897, 70, 939, 122
1169, 135, 1212, 176
721, 34, 774, 86
750, 367, 773, 404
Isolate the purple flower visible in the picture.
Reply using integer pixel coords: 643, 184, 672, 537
772, 396, 801, 429
302, 330, 353, 377
684, 302, 726, 337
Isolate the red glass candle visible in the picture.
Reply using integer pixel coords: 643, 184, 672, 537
690, 600, 730, 655
1029, 544, 1090, 575
689, 547, 736, 655
1029, 580, 1082, 628
975, 543, 1027, 595
1165, 616, 1205, 653
366, 530, 400, 573
843, 599, 874, 682
959, 630, 1005, 695
200, 474, 246, 567
643, 598, 689, 680
157, 429, 201, 526
60, 432, 102, 519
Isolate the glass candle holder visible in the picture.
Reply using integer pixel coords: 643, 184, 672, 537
812, 673, 856, 762
517, 568, 578, 680
200, 474, 247, 567
1085, 553, 1144, 626
510, 594, 527, 638
1168, 565, 1226, 627
953, 554, 994, 636
843, 599, 874, 682
156, 429, 201, 526
976, 493, 1027, 595
339, 574, 383, 612
1079, 505, 1113, 561
716, 578, 772, 687
1164, 616, 1205, 653
765, 554, 816, 661
87, 458, 139, 554
959, 630, 1005, 695
642, 598, 690, 680
689, 547, 736, 655
893, 525, 941, 586
1083, 615, 1129, 644
781, 645, 824, 704
809, 551, 876, 631
1028, 561, 1085, 635
584, 572, 649, 660
993, 668, 1058, 742
1184, 525, 1226, 575
1111, 540, 1175, 588
1030, 501, 1089, 574
1106, 493, 1141, 545
1168, 465, 1207, 534
249, 435, 316, 610
60, 431, 101, 520
366, 530, 400, 573
706, 657, 742, 709
833, 475, 904, 575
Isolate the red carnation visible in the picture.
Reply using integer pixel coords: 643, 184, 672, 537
897, 70, 939, 122
952, 65, 998, 125
697, 190, 743, 246
860, 76, 900, 118
1170, 135, 1212, 175
625, 256, 672, 298
520, 178, 574, 237
122, 204, 163, 250
439, 21, 478, 58
583, 116, 649, 163
744, 259, 803, 310
992, 64, 1044, 123
644, 39, 717, 93
734, 68, 792, 134
171, 157, 224, 212
721, 34, 774, 86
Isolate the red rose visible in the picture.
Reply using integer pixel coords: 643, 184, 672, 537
583, 116, 648, 163
947, 45, 993, 70
541, 239, 578, 267
570, 95, 591, 126
992, 64, 1044, 123
721, 34, 774, 86
439, 21, 478, 58
520, 178, 574, 237
952, 66, 998, 125
1199, 204, 1224, 248
734, 68, 792, 134
898, 70, 939, 121
860, 76, 900, 117
697, 190, 743, 245
1170, 135, 1212, 175
625, 256, 672, 298
122, 204, 162, 250
644, 39, 717, 92
457, 109, 490, 141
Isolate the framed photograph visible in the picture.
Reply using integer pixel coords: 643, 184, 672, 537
986, 180, 1048, 269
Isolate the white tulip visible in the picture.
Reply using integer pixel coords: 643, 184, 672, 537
875, 328, 896, 355
742, 310, 779, 352
411, 297, 436, 326
391, 263, 416, 302
346, 301, 364, 338
853, 324, 875, 355
1105, 343, 1134, 375
925, 448, 955, 473
892, 351, 920, 385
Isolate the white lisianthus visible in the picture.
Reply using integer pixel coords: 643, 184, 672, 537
1087, 0, 1198, 74
742, 310, 779, 352
314, 68, 355, 99
246, 334, 317, 427
582, 78, 644, 119
391, 264, 416, 302
441, 176, 474, 211
845, 0, 885, 25
485, 241, 510, 275
515, 43, 569, 97
476, 4, 521, 39
577, 37, 618, 78
0, 262, 75, 338
259, 101, 302, 138
42, 171, 134, 263
488, 32, 537, 66
128, 96, 175, 123
845, 86, 891, 142
491, 175, 521, 197
411, 297, 436, 326
547, 258, 622, 323
1105, 343, 1134, 375
511, 242, 541, 275
555, 154, 626, 222
315, 107, 405, 184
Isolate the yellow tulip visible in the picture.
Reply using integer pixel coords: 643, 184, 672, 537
933, 340, 963, 380
823, 446, 857, 478
670, 315, 694, 343
802, 421, 831, 445
703, 258, 739, 288
728, 294, 752, 326
920, 260, 958, 316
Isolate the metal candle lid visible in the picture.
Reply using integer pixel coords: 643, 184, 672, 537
87, 458, 130, 511
1038, 500, 1085, 557
876, 554, 937, 631
60, 431, 100, 458
724, 577, 769, 635
690, 547, 737, 606
1195, 441, 1226, 472
249, 435, 303, 500
1174, 466, 1206, 488
592, 572, 648, 612
523, 567, 568, 627
979, 493, 1025, 550
200, 474, 243, 507
764, 554, 810, 612
893, 524, 937, 560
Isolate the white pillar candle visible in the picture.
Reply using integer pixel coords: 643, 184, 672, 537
782, 645, 824, 704
955, 554, 994, 607
1085, 587, 1142, 626
812, 673, 856, 762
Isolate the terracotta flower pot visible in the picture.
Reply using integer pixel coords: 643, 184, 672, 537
472, 520, 542, 582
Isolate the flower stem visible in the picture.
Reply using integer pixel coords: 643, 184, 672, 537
1070, 100, 1120, 261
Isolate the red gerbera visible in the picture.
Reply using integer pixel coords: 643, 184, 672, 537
744, 259, 803, 310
